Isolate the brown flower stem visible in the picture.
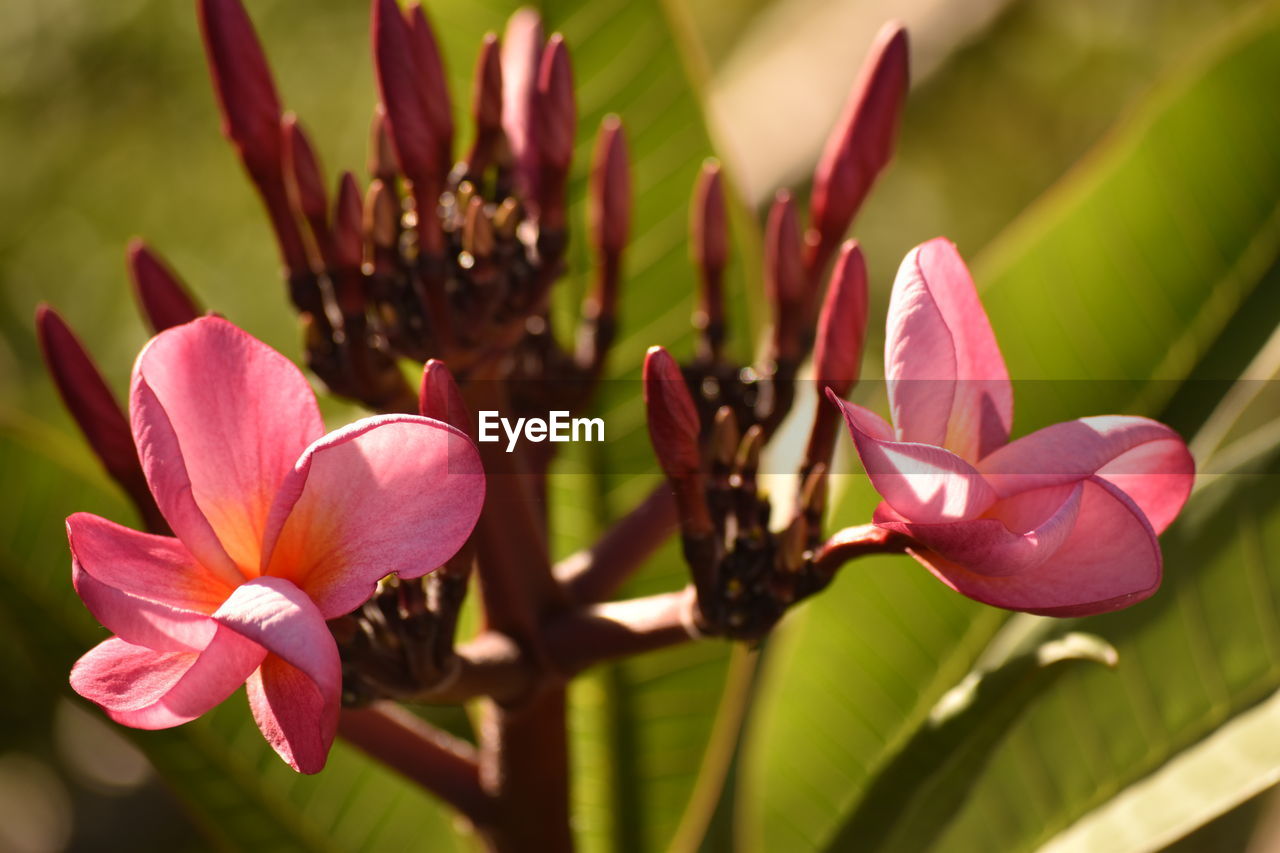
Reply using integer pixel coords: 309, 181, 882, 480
462, 380, 565, 642
555, 483, 677, 604
480, 691, 573, 852
338, 703, 494, 831
416, 588, 702, 705
812, 524, 912, 576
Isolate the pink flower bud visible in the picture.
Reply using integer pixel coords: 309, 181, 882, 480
407, 1, 453, 170
590, 115, 630, 256
765, 190, 806, 361
643, 346, 702, 481
419, 359, 470, 434
501, 8, 545, 198
127, 239, 201, 333
536, 35, 575, 174
473, 34, 504, 135
809, 22, 908, 264
282, 114, 328, 224
333, 172, 364, 271
372, 0, 436, 188
812, 241, 868, 398
35, 305, 165, 532
691, 160, 728, 275
197, 0, 284, 179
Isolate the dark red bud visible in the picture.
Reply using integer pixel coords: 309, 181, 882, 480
812, 241, 868, 398
418, 359, 470, 434
333, 172, 364, 270
691, 159, 728, 274
501, 8, 544, 195
127, 239, 201, 333
590, 115, 630, 256
198, 0, 284, 178
643, 346, 702, 480
473, 34, 504, 134
407, 1, 454, 167
365, 179, 399, 250
36, 306, 165, 531
765, 190, 805, 316
536, 35, 575, 173
372, 0, 436, 187
809, 22, 908, 255
367, 105, 398, 182
282, 114, 328, 223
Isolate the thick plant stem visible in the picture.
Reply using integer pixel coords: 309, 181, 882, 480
556, 483, 677, 604
338, 704, 493, 829
461, 377, 574, 849
481, 689, 574, 852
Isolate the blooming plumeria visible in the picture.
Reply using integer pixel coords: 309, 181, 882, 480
828, 238, 1195, 616
68, 317, 484, 772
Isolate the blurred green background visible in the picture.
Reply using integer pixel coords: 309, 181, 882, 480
4, 0, 1280, 850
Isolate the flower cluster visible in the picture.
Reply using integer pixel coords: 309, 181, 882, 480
37, 0, 1194, 790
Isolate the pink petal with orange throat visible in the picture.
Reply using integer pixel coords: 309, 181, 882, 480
131, 317, 324, 578
260, 416, 485, 617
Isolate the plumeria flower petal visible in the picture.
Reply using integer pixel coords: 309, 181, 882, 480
831, 238, 1194, 615
69, 316, 485, 772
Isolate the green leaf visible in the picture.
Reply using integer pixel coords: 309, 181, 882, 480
827, 631, 1117, 853
934, 458, 1280, 850
517, 0, 770, 849
738, 6, 1280, 851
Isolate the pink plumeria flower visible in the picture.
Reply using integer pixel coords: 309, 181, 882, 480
68, 317, 484, 772
828, 238, 1195, 616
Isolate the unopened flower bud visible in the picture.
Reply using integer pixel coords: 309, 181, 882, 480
197, 0, 283, 178
365, 179, 399, 250
368, 106, 398, 182
473, 34, 504, 136
372, 0, 437, 188
35, 306, 165, 532
333, 172, 364, 271
127, 239, 200, 333
501, 8, 545, 197
536, 35, 575, 174
590, 115, 630, 256
812, 241, 869, 398
282, 114, 328, 225
419, 359, 471, 434
809, 22, 908, 269
691, 160, 728, 275
407, 1, 453, 170
643, 346, 702, 481
765, 190, 806, 360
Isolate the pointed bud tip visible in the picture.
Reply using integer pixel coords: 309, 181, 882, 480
810, 20, 910, 247
643, 347, 702, 479
407, 0, 454, 156
372, 0, 437, 186
473, 33, 504, 131
813, 241, 869, 397
198, 0, 284, 174
536, 34, 575, 172
282, 113, 328, 221
419, 359, 470, 432
334, 171, 364, 268
591, 116, 630, 254
127, 241, 201, 332
692, 159, 728, 272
